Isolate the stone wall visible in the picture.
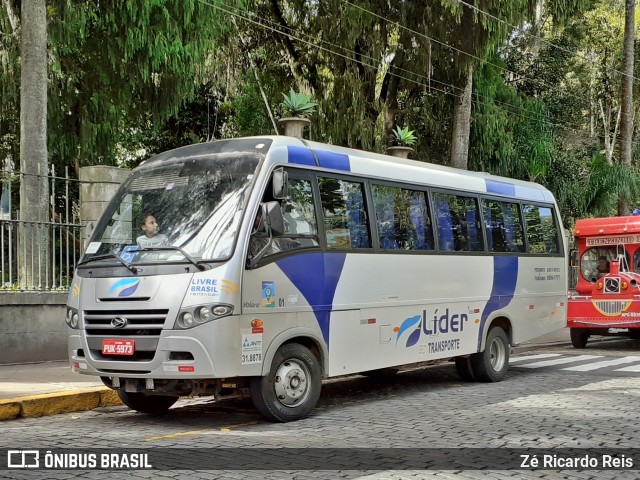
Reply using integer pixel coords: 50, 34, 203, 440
0, 292, 68, 364
79, 165, 131, 247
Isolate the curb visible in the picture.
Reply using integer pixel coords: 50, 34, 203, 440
0, 387, 122, 421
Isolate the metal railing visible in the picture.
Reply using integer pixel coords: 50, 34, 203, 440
1, 166, 83, 292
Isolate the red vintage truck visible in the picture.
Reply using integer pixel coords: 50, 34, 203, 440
567, 215, 640, 348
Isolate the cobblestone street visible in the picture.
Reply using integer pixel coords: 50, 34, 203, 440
2, 339, 640, 479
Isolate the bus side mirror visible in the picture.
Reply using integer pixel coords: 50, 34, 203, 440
263, 201, 285, 237
272, 168, 288, 200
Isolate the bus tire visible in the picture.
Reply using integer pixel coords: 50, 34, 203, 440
570, 328, 589, 348
250, 343, 322, 422
116, 390, 178, 414
454, 356, 477, 382
471, 327, 510, 382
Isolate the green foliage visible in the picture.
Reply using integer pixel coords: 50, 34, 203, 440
0, 0, 630, 227
280, 89, 316, 118
392, 126, 417, 146
45, 0, 242, 168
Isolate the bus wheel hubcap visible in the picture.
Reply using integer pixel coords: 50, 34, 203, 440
489, 338, 506, 371
274, 359, 310, 406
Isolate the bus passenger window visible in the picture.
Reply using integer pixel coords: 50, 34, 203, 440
482, 199, 525, 253
319, 177, 371, 249
372, 184, 434, 250
523, 205, 559, 254
433, 193, 483, 252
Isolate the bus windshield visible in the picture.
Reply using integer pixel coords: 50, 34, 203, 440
83, 153, 260, 264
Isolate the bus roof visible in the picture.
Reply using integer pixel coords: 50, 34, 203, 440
140, 135, 557, 204
574, 216, 640, 236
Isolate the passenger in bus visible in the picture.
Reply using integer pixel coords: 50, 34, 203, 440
594, 256, 610, 279
136, 214, 169, 248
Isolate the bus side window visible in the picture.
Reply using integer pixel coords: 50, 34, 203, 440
250, 177, 320, 261
281, 178, 319, 244
433, 192, 483, 252
319, 176, 371, 250
371, 184, 434, 251
482, 199, 525, 253
523, 205, 559, 254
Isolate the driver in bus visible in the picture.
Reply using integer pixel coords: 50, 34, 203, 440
136, 214, 168, 248
594, 255, 610, 279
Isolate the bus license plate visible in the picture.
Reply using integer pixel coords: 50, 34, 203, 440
102, 339, 135, 356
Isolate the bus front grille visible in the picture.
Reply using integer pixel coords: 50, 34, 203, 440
83, 309, 169, 362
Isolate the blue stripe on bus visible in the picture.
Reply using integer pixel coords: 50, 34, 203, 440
485, 179, 516, 197
478, 256, 518, 350
287, 146, 316, 166
316, 150, 351, 172
276, 253, 347, 346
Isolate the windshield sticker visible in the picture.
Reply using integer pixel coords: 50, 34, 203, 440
241, 331, 263, 365
262, 281, 276, 307
120, 245, 139, 263
86, 242, 100, 254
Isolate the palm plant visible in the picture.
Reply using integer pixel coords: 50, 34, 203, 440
280, 89, 317, 118
392, 125, 417, 147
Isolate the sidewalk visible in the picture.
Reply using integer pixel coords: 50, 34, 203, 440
0, 361, 121, 420
0, 328, 573, 421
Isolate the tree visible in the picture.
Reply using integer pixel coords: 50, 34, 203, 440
618, 0, 635, 215
19, 0, 49, 289
46, 0, 240, 170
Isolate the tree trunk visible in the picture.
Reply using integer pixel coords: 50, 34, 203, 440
450, 63, 473, 170
529, 0, 545, 57
19, 0, 49, 289
618, 0, 635, 216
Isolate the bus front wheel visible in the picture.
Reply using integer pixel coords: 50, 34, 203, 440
570, 328, 589, 348
471, 327, 510, 382
116, 390, 178, 414
250, 343, 322, 422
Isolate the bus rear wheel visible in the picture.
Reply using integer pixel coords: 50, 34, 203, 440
471, 326, 510, 382
250, 343, 322, 422
570, 328, 589, 348
116, 390, 178, 414
454, 356, 476, 381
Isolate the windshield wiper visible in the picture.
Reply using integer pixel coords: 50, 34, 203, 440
141, 246, 206, 271
78, 253, 138, 274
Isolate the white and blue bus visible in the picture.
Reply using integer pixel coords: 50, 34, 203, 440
66, 136, 566, 422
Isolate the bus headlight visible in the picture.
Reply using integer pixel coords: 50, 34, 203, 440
178, 312, 195, 329
175, 304, 234, 330
65, 307, 80, 329
198, 307, 214, 322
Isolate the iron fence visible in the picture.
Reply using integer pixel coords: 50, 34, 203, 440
0, 166, 82, 291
